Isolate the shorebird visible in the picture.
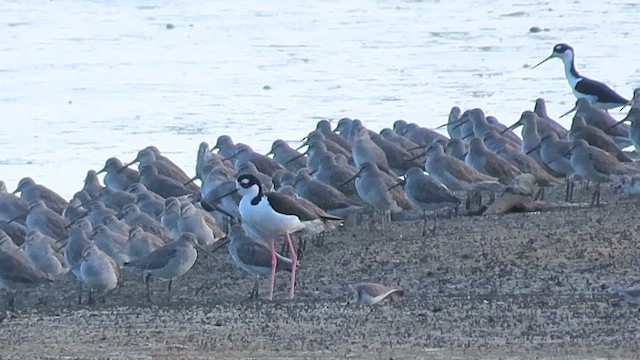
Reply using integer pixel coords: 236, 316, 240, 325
423, 143, 502, 193
465, 138, 522, 184
341, 162, 406, 222
0, 181, 28, 223
123, 233, 211, 302
214, 225, 293, 300
13, 177, 68, 215
123, 147, 199, 192
351, 125, 392, 173
564, 98, 631, 149
607, 88, 640, 152
315, 119, 352, 152
266, 139, 307, 173
613, 288, 640, 306
228, 144, 284, 177
79, 246, 119, 304
97, 157, 139, 191
177, 203, 222, 246
350, 283, 404, 305
126, 226, 165, 261
24, 200, 69, 241
82, 170, 104, 199
0, 244, 52, 310
389, 168, 460, 235
293, 170, 362, 212
118, 203, 174, 242
527, 133, 576, 202
135, 192, 165, 221
299, 131, 351, 159
97, 187, 136, 213
90, 224, 129, 267
138, 165, 195, 199
24, 230, 67, 279
533, 98, 569, 138
568, 115, 632, 162
532, 43, 629, 110
564, 139, 636, 205
312, 153, 359, 199
212, 174, 342, 300
0, 220, 28, 247
64, 226, 94, 304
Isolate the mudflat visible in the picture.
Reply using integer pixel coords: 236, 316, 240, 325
1, 186, 639, 359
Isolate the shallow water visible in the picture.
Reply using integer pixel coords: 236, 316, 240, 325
1, 0, 639, 198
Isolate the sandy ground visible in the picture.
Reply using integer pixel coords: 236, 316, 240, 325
1, 185, 640, 359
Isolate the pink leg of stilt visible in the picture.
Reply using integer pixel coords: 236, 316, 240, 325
284, 232, 298, 299
269, 238, 276, 301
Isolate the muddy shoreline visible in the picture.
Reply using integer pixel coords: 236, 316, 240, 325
1, 186, 640, 359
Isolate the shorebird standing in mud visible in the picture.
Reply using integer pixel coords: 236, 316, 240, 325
212, 225, 294, 300
207, 174, 342, 300
123, 233, 212, 303
388, 167, 460, 235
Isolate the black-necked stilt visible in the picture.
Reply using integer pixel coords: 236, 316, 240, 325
214, 174, 341, 300
532, 43, 629, 110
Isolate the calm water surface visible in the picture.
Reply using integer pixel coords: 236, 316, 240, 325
1, 0, 639, 198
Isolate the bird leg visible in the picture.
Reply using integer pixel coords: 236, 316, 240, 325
432, 211, 438, 235
77, 279, 83, 305
284, 232, 298, 300
145, 273, 153, 303
250, 276, 259, 301
7, 292, 16, 312
269, 238, 276, 301
421, 211, 428, 236
168, 279, 173, 303
88, 288, 94, 305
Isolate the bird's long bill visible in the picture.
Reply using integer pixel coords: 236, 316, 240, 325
531, 55, 553, 69
450, 119, 469, 131
294, 141, 309, 151
402, 151, 427, 165
184, 175, 199, 186
211, 188, 239, 203
548, 144, 577, 165
461, 132, 474, 140
285, 151, 307, 164
559, 105, 578, 118
502, 121, 521, 134
435, 117, 466, 130
120, 156, 139, 170
338, 170, 361, 189
96, 167, 107, 175
209, 237, 230, 254
7, 212, 27, 224
525, 141, 542, 155
195, 243, 216, 258
387, 180, 405, 192
604, 118, 627, 132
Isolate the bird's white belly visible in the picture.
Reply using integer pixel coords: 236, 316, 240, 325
239, 197, 303, 238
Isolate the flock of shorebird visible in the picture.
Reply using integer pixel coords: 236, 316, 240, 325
1, 43, 640, 309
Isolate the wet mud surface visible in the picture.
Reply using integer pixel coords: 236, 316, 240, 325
1, 186, 640, 359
